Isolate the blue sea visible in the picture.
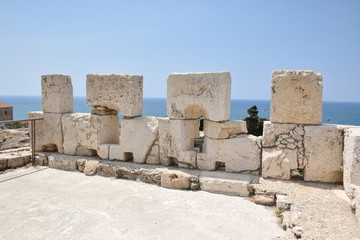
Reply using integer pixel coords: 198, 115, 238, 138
1, 96, 360, 126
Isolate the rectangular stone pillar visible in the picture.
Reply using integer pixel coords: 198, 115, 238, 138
270, 71, 322, 124
86, 74, 143, 117
41, 74, 73, 113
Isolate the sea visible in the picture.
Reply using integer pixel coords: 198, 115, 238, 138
1, 96, 360, 126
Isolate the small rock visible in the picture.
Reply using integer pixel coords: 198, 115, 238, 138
276, 195, 292, 210
287, 144, 296, 150
287, 138, 295, 143
291, 131, 303, 141
161, 170, 191, 189
77, 159, 86, 172
190, 182, 200, 190
292, 226, 303, 238
294, 127, 304, 136
83, 160, 99, 176
251, 195, 275, 206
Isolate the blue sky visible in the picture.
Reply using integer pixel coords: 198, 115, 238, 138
1, 1, 360, 101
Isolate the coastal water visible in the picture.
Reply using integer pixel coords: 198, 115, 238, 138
1, 96, 359, 126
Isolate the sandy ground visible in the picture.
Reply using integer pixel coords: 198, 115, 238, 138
0, 167, 285, 240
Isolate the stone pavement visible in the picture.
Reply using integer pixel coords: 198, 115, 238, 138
0, 167, 285, 240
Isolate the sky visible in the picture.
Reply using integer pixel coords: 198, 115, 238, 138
0, 0, 360, 101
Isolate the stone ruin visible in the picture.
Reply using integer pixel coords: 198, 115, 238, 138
29, 70, 360, 220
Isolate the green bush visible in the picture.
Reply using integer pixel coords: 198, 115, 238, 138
6, 122, 22, 129
243, 105, 268, 136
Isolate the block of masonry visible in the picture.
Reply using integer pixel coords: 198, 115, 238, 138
158, 118, 200, 168
86, 74, 143, 117
28, 111, 64, 152
109, 117, 159, 163
304, 125, 343, 182
270, 70, 322, 124
41, 74, 73, 113
197, 135, 261, 173
167, 72, 231, 121
61, 113, 120, 156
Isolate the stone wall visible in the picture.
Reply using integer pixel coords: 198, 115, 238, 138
28, 71, 360, 192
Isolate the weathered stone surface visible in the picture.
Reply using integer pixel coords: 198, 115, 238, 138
158, 118, 199, 168
41, 74, 73, 113
145, 141, 160, 164
113, 166, 162, 185
83, 160, 99, 176
0, 128, 30, 150
262, 121, 297, 147
7, 156, 26, 168
304, 125, 343, 182
34, 154, 48, 166
48, 154, 77, 171
77, 159, 86, 172
0, 159, 7, 170
167, 72, 231, 121
97, 163, 116, 178
343, 127, 360, 194
204, 120, 247, 139
86, 74, 143, 117
62, 113, 120, 156
270, 70, 323, 124
199, 177, 250, 197
28, 112, 64, 152
161, 170, 192, 189
97, 144, 110, 159
262, 148, 298, 180
197, 135, 261, 173
110, 117, 158, 163
251, 195, 276, 206
276, 195, 291, 210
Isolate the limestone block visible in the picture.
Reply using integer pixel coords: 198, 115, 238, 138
86, 74, 143, 117
110, 117, 158, 163
83, 160, 99, 176
199, 177, 250, 197
158, 118, 199, 168
146, 141, 160, 164
28, 112, 64, 152
204, 120, 247, 139
262, 148, 298, 180
41, 74, 73, 113
304, 125, 343, 182
262, 121, 297, 147
97, 163, 116, 178
161, 170, 191, 189
270, 70, 323, 124
97, 144, 111, 159
197, 135, 261, 173
7, 156, 26, 168
109, 145, 121, 160
343, 127, 360, 194
48, 155, 77, 171
167, 72, 231, 121
0, 159, 7, 170
62, 113, 120, 156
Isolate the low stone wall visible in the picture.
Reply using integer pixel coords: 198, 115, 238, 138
25, 70, 360, 223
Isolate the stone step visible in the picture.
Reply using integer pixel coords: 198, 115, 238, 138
0, 147, 31, 170
45, 152, 259, 197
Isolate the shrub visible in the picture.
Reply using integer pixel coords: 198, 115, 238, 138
243, 105, 268, 136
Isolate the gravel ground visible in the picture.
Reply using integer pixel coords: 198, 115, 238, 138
255, 178, 360, 240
